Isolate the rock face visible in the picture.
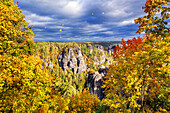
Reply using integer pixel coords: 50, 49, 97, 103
89, 45, 93, 54
93, 56, 99, 65
43, 44, 114, 73
87, 65, 108, 100
70, 57, 77, 74
58, 54, 62, 67
100, 54, 106, 64
95, 45, 104, 52
48, 61, 53, 68
92, 53, 107, 65
58, 47, 87, 74
106, 58, 112, 65
107, 45, 115, 54
98, 65, 108, 76
56, 44, 115, 74
62, 56, 68, 71
42, 59, 54, 69
67, 48, 74, 60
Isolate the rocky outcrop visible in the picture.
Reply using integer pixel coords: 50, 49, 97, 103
77, 57, 87, 74
48, 61, 53, 68
93, 53, 107, 65
67, 47, 74, 60
76, 47, 83, 58
95, 45, 104, 52
42, 59, 54, 69
58, 54, 62, 67
100, 54, 106, 64
58, 47, 87, 74
42, 44, 115, 71
93, 56, 99, 65
87, 65, 109, 100
62, 56, 68, 71
70, 57, 77, 74
89, 45, 93, 54
98, 65, 108, 76
106, 58, 112, 65
107, 45, 115, 54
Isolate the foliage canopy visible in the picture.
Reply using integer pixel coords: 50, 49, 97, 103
103, 0, 170, 112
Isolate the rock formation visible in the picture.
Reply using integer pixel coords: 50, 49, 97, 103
89, 45, 93, 54
70, 57, 78, 74
87, 65, 109, 100
42, 59, 53, 69
48, 61, 53, 68
57, 47, 87, 74
95, 45, 104, 52
62, 56, 68, 71
100, 54, 106, 64
107, 45, 115, 54
43, 44, 115, 74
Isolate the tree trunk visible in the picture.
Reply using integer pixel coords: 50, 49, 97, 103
142, 85, 144, 113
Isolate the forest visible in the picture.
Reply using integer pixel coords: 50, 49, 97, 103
0, 0, 169, 113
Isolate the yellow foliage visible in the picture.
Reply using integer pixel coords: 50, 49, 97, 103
0, 55, 52, 112
68, 89, 99, 113
0, 0, 35, 56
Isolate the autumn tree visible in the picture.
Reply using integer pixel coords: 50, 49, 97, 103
0, 1, 69, 112
103, 0, 169, 112
0, 0, 35, 56
67, 89, 99, 113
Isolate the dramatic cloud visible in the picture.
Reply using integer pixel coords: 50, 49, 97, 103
14, 0, 147, 41
20, 0, 85, 18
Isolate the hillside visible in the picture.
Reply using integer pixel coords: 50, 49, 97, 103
34, 41, 118, 98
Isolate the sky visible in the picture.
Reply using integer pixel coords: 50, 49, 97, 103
14, 0, 148, 42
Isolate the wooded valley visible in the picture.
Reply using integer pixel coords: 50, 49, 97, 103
0, 0, 169, 112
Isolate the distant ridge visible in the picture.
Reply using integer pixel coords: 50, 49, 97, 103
34, 41, 122, 48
